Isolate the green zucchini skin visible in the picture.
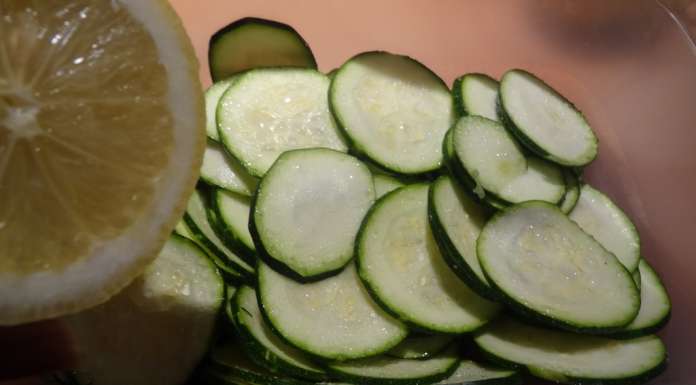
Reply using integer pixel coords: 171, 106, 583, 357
208, 188, 257, 264
208, 17, 317, 82
451, 73, 499, 119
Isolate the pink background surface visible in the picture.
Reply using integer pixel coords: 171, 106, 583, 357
169, 1, 696, 383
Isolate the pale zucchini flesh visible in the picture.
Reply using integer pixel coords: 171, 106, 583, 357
257, 261, 407, 361
558, 170, 580, 214
428, 175, 497, 300
205, 78, 237, 141
330, 51, 454, 175
200, 140, 258, 197
387, 334, 454, 360
498, 69, 598, 166
233, 285, 328, 380
450, 116, 565, 205
217, 68, 347, 177
569, 184, 641, 272
357, 184, 500, 334
452, 73, 499, 121
434, 360, 521, 385
474, 318, 666, 385
374, 173, 406, 199
252, 149, 375, 280
477, 201, 640, 332
213, 189, 256, 259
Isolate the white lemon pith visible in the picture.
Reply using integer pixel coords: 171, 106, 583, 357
0, 0, 205, 325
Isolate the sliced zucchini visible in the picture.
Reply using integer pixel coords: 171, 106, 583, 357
212, 189, 256, 261
498, 69, 598, 166
205, 78, 237, 140
327, 345, 459, 385
330, 51, 454, 175
209, 17, 317, 82
443, 129, 507, 211
474, 318, 666, 385
252, 148, 374, 280
233, 286, 328, 380
374, 173, 406, 199
185, 189, 255, 281
452, 73, 499, 121
63, 235, 224, 385
633, 267, 643, 291
207, 343, 315, 385
174, 216, 245, 285
477, 201, 640, 333
558, 170, 580, 214
224, 285, 238, 328
217, 68, 347, 177
201, 140, 258, 197
449, 116, 565, 205
613, 260, 671, 339
357, 184, 500, 334
257, 261, 407, 361
387, 334, 454, 360
428, 175, 497, 300
434, 360, 521, 385
569, 184, 641, 272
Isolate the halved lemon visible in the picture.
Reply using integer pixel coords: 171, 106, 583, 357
0, 0, 205, 325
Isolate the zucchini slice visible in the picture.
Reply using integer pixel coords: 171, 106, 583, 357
185, 189, 255, 281
205, 78, 237, 140
374, 173, 406, 199
387, 334, 454, 360
63, 235, 223, 385
212, 188, 256, 261
330, 51, 454, 175
234, 285, 328, 380
477, 201, 640, 333
498, 69, 598, 166
217, 68, 347, 177
613, 260, 671, 339
327, 345, 459, 385
434, 360, 521, 385
452, 73, 499, 121
209, 17, 317, 82
257, 261, 407, 361
251, 148, 374, 280
474, 318, 666, 385
448, 116, 565, 205
200, 140, 258, 197
357, 184, 500, 334
569, 184, 641, 272
558, 170, 580, 214
428, 175, 497, 300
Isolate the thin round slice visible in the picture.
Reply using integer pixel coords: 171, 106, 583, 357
218, 68, 347, 177
208, 17, 317, 82
357, 184, 500, 334
452, 73, 499, 120
200, 140, 258, 196
477, 201, 640, 333
558, 170, 580, 214
0, 0, 205, 325
257, 261, 407, 361
233, 285, 328, 381
450, 116, 565, 205
374, 173, 406, 199
184, 189, 255, 280
327, 345, 459, 385
62, 235, 224, 385
252, 148, 374, 280
387, 334, 454, 360
330, 51, 454, 175
434, 360, 521, 385
498, 69, 598, 166
207, 342, 315, 385
613, 260, 671, 339
428, 175, 497, 300
212, 188, 256, 260
205, 78, 237, 140
569, 184, 641, 272
474, 318, 666, 385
